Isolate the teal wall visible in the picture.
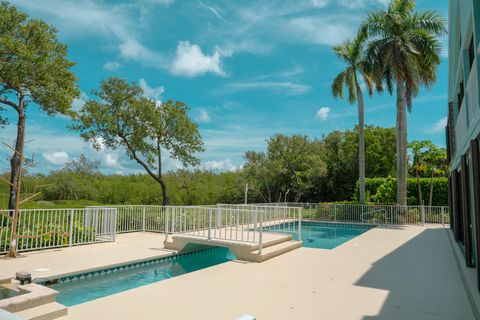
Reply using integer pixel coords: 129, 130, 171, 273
449, 0, 480, 170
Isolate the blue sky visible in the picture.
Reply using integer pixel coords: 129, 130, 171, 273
1, 0, 448, 175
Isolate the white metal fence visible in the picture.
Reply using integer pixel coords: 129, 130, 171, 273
0, 208, 116, 254
1, 202, 448, 255
251, 202, 449, 226
101, 205, 167, 233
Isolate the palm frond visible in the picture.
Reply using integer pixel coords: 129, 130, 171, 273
346, 69, 357, 104
410, 11, 447, 36
331, 70, 348, 100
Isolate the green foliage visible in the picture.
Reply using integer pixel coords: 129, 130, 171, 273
317, 126, 396, 201
355, 177, 448, 206
0, 1, 79, 118
371, 177, 397, 204
361, 0, 446, 106
71, 77, 204, 205
244, 134, 326, 202
331, 34, 374, 104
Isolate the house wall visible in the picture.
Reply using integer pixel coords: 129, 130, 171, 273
448, 0, 480, 291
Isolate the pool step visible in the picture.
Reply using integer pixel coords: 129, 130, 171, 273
15, 302, 67, 320
250, 240, 302, 262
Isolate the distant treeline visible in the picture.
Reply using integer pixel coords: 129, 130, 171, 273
0, 126, 448, 208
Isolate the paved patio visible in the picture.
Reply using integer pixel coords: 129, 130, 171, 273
0, 225, 476, 320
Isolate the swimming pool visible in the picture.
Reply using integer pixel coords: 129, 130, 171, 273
263, 221, 375, 249
43, 246, 235, 306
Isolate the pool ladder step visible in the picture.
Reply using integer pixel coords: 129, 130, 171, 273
15, 302, 67, 320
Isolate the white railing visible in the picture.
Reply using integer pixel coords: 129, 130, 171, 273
0, 207, 116, 254
163, 204, 302, 254
102, 205, 166, 233
307, 203, 449, 226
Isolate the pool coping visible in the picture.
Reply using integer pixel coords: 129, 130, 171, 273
36, 246, 229, 286
33, 250, 177, 284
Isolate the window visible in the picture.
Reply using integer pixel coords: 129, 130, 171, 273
458, 81, 465, 108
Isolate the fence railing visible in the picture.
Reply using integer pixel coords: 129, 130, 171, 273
0, 207, 116, 254
251, 203, 449, 226
100, 205, 166, 233
164, 204, 303, 254
1, 202, 448, 255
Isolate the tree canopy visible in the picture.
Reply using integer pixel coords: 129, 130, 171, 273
72, 77, 204, 205
0, 1, 79, 211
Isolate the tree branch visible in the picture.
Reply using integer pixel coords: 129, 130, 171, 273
0, 99, 19, 111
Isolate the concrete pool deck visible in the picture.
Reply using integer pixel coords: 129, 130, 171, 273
0, 225, 477, 319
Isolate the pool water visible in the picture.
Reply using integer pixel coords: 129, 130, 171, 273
0, 287, 26, 300
264, 221, 375, 249
45, 247, 235, 306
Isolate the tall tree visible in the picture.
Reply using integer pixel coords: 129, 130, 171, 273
361, 0, 446, 205
0, 2, 79, 210
331, 34, 375, 203
409, 140, 431, 206
72, 78, 204, 205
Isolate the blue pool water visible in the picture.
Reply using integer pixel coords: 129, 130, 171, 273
264, 221, 375, 249
44, 247, 235, 306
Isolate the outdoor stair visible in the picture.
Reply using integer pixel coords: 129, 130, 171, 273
249, 239, 302, 262
15, 302, 67, 320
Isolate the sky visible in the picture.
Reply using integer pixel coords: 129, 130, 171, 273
1, 0, 449, 175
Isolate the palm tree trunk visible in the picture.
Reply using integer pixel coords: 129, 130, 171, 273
429, 170, 434, 207
356, 82, 366, 203
396, 79, 408, 206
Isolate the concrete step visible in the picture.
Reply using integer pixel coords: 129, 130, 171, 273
15, 302, 67, 320
253, 234, 292, 250
250, 240, 302, 262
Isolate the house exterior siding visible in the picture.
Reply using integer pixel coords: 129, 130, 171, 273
448, 0, 480, 290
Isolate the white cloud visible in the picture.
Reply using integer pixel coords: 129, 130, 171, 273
199, 0, 223, 20
137, 0, 174, 5
139, 79, 164, 101
431, 117, 448, 134
103, 61, 121, 71
170, 41, 227, 77
290, 16, 356, 46
71, 92, 88, 112
316, 107, 330, 121
12, 0, 168, 69
42, 151, 70, 166
311, 0, 328, 8
196, 108, 211, 123
102, 153, 123, 169
336, 0, 388, 9
201, 158, 238, 172
225, 81, 310, 95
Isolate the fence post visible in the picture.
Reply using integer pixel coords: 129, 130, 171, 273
334, 204, 337, 222
142, 206, 146, 232
298, 208, 302, 242
259, 210, 263, 255
111, 208, 117, 242
164, 206, 170, 243
208, 208, 212, 240
441, 207, 445, 228
421, 206, 425, 226
69, 209, 74, 247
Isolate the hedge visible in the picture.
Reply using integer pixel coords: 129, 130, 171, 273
354, 177, 448, 206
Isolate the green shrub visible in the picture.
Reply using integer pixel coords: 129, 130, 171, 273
354, 177, 448, 206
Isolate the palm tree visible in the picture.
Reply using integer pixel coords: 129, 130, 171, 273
361, 0, 446, 205
331, 34, 375, 203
